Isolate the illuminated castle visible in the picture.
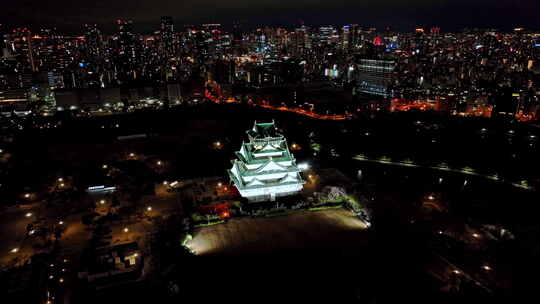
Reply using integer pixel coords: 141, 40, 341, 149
228, 121, 305, 202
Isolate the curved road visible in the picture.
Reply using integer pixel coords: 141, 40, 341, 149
352, 154, 534, 191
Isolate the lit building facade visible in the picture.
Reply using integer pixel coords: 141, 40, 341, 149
356, 58, 395, 97
228, 121, 305, 202
160, 16, 174, 58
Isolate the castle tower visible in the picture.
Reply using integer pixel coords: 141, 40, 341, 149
228, 121, 305, 202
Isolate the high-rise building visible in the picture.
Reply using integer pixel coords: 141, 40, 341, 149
7, 28, 36, 73
342, 24, 360, 50
356, 58, 396, 97
34, 28, 61, 72
228, 121, 305, 203
84, 24, 102, 62
118, 20, 135, 53
116, 19, 137, 79
318, 26, 336, 45
160, 16, 174, 58
290, 26, 310, 57
341, 26, 350, 50
232, 21, 243, 56
0, 24, 7, 57
349, 24, 360, 48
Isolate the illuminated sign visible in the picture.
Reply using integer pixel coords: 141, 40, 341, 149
512, 93, 520, 97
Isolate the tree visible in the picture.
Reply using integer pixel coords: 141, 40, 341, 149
82, 213, 98, 225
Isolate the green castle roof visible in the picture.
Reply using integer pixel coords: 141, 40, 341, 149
247, 120, 283, 140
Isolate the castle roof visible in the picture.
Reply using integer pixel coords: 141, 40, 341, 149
247, 120, 283, 140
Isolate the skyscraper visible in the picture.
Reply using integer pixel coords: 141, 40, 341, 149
116, 19, 137, 80
35, 28, 60, 72
356, 58, 396, 97
160, 16, 174, 58
318, 26, 336, 45
290, 26, 310, 57
349, 24, 360, 49
342, 24, 359, 50
84, 24, 102, 62
8, 28, 36, 73
0, 24, 7, 57
232, 21, 244, 56
341, 26, 350, 50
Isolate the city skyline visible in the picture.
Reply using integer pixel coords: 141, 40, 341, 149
0, 1, 539, 303
2, 0, 540, 33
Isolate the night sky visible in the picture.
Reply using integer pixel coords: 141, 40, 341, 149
2, 0, 540, 32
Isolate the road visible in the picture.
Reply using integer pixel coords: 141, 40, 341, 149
0, 203, 41, 268
352, 154, 534, 191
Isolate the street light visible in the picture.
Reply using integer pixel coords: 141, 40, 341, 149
147, 206, 152, 212
298, 163, 309, 171
428, 195, 435, 200
163, 181, 168, 185
102, 164, 108, 169
482, 265, 492, 271
157, 161, 162, 166
10, 248, 19, 253
25, 212, 33, 218
99, 199, 105, 205
58, 221, 64, 225
217, 182, 222, 187
123, 227, 129, 233
129, 153, 135, 157
58, 178, 63, 182
24, 193, 30, 198
59, 183, 65, 188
